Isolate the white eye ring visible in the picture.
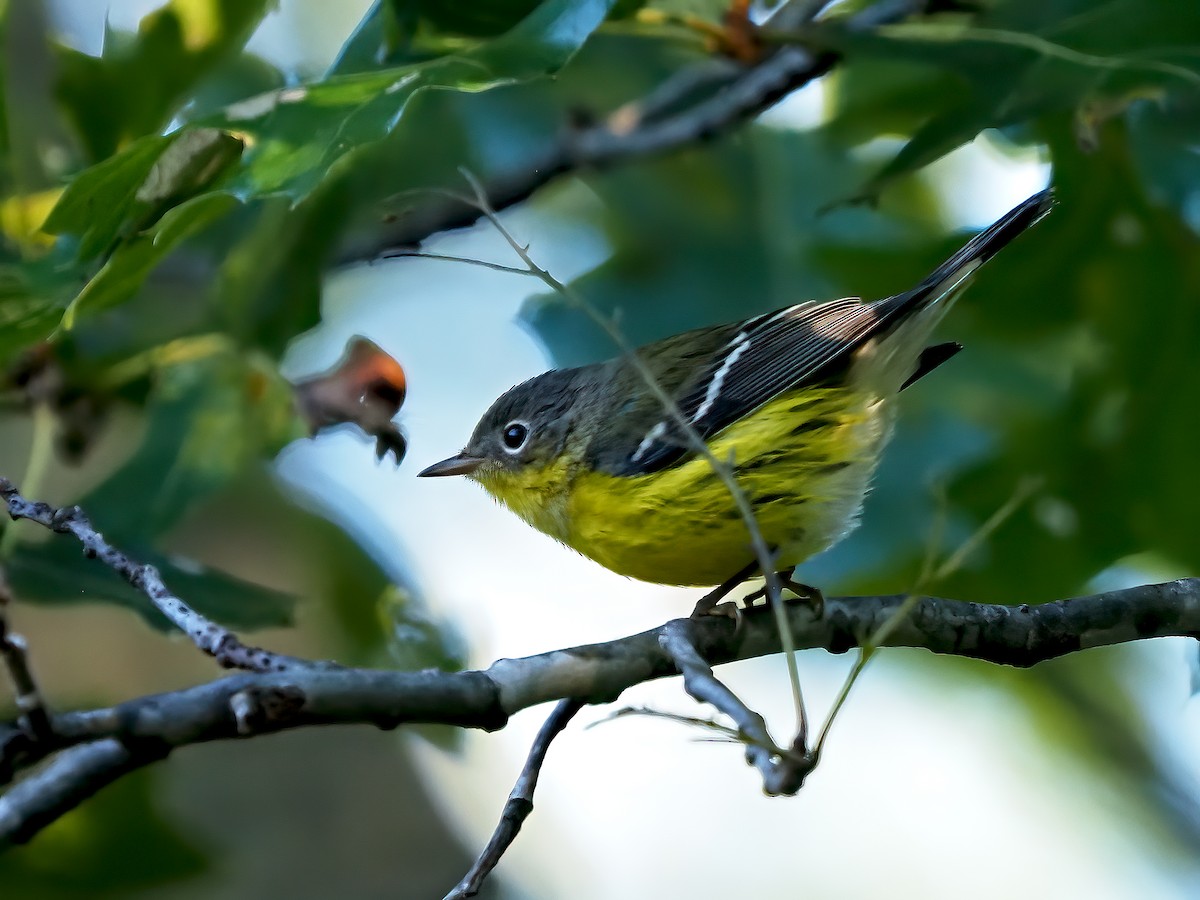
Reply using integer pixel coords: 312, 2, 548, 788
501, 420, 531, 453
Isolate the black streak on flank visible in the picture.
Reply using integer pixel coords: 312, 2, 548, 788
753, 493, 790, 506
817, 461, 851, 475
790, 417, 836, 436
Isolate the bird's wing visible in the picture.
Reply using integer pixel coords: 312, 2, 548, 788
615, 296, 886, 475
610, 189, 1057, 476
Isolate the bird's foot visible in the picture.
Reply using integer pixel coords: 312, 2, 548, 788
742, 575, 825, 619
690, 560, 759, 618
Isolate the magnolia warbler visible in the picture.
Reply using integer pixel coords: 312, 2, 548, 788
420, 191, 1054, 604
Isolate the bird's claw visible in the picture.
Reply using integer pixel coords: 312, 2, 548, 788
742, 577, 825, 619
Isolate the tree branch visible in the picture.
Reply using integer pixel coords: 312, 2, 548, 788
2, 578, 1198, 849
343, 0, 924, 264
0, 566, 52, 743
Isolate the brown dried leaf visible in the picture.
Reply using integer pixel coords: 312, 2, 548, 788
293, 337, 408, 464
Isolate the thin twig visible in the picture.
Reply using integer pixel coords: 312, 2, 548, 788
605, 58, 742, 134
590, 705, 743, 740
444, 698, 586, 900
0, 478, 311, 674
0, 567, 52, 742
768, 0, 834, 30
376, 250, 532, 277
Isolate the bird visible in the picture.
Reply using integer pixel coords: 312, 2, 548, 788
419, 190, 1054, 614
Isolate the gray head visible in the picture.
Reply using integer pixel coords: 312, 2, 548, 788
417, 370, 580, 483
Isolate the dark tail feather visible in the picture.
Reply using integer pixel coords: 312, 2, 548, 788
885, 188, 1056, 318
900, 341, 962, 391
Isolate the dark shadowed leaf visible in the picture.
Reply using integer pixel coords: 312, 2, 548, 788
5, 536, 294, 631
0, 767, 208, 892
0, 259, 76, 366
815, 1, 1200, 200
62, 191, 240, 328
77, 354, 302, 541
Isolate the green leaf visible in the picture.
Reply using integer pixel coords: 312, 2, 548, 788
133, 128, 245, 211
213, 192, 342, 357
394, 0, 541, 39
42, 134, 174, 261
0, 258, 75, 365
205, 0, 618, 200
62, 191, 239, 328
44, 127, 244, 270
5, 536, 294, 631
79, 354, 302, 541
185, 51, 286, 120
53, 0, 275, 161
329, 0, 419, 75
1, 354, 302, 632
817, 1, 1200, 200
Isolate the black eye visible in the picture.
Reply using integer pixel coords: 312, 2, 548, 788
502, 421, 529, 451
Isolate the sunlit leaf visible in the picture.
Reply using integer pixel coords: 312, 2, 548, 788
0, 188, 62, 249
53, 0, 275, 160
205, 0, 618, 200
42, 134, 174, 261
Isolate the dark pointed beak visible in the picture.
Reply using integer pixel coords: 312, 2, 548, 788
418, 454, 484, 477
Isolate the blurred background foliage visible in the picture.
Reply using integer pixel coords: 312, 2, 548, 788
1, 0, 1199, 895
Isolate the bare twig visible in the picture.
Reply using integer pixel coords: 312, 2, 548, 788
444, 698, 586, 900
605, 58, 741, 134
591, 705, 743, 739
375, 250, 531, 276
768, 0, 834, 31
0, 478, 310, 674
660, 620, 813, 795
0, 567, 52, 742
